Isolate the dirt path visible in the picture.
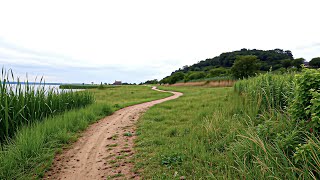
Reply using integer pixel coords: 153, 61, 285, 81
44, 87, 182, 180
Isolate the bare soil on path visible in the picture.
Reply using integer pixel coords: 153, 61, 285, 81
44, 87, 182, 180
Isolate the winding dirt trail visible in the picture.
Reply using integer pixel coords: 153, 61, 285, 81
44, 87, 182, 180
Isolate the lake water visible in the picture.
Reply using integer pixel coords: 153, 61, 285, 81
5, 84, 83, 93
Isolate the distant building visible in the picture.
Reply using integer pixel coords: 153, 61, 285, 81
113, 80, 122, 85
304, 61, 310, 67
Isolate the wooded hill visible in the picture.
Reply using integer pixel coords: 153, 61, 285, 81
159, 48, 297, 84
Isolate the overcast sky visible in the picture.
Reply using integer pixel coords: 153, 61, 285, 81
0, 0, 319, 83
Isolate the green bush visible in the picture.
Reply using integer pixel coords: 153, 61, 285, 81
289, 68, 320, 131
207, 67, 229, 78
184, 71, 206, 82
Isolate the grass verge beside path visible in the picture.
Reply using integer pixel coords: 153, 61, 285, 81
0, 85, 171, 179
134, 86, 304, 179
90, 85, 171, 109
135, 86, 243, 179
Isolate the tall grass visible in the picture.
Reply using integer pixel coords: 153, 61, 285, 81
234, 72, 295, 111
0, 69, 94, 143
233, 69, 320, 178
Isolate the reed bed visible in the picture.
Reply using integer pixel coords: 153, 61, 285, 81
0, 69, 94, 143
234, 72, 295, 111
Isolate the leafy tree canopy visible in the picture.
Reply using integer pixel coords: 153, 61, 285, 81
292, 58, 305, 69
231, 55, 261, 78
160, 72, 185, 84
185, 71, 206, 82
281, 59, 292, 69
143, 79, 159, 84
207, 67, 230, 78
309, 57, 320, 68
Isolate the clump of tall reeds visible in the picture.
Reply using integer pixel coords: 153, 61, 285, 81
232, 69, 320, 178
234, 72, 295, 111
0, 68, 94, 143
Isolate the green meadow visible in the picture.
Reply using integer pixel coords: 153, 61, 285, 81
135, 68, 320, 179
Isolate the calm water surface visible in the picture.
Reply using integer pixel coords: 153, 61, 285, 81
6, 84, 83, 93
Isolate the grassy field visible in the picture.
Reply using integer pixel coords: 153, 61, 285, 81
135, 86, 246, 179
59, 84, 120, 89
134, 69, 320, 179
0, 85, 171, 179
90, 85, 172, 108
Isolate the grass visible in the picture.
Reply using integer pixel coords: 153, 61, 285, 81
90, 85, 171, 108
0, 103, 112, 179
59, 84, 119, 89
123, 132, 133, 137
234, 72, 295, 111
134, 85, 320, 179
135, 86, 244, 179
0, 85, 172, 179
107, 143, 118, 147
0, 69, 94, 143
232, 69, 320, 179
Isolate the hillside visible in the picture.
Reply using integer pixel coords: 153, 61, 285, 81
160, 48, 296, 84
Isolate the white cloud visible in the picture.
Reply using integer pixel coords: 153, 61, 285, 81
0, 0, 319, 83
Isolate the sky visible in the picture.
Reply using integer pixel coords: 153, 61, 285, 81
0, 0, 319, 83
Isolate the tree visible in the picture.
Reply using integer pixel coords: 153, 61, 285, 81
144, 79, 158, 84
168, 72, 185, 84
309, 57, 320, 68
231, 55, 261, 79
281, 59, 292, 69
292, 58, 305, 69
185, 71, 206, 82
285, 50, 294, 59
207, 67, 229, 77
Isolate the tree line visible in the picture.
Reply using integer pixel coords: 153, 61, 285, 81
154, 49, 319, 84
